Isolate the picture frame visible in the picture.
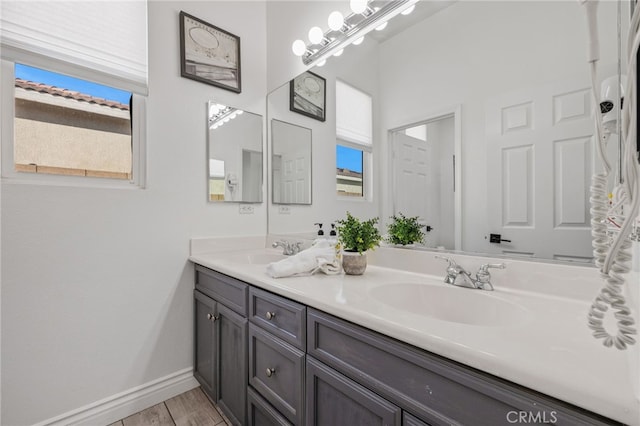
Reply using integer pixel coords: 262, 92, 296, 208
179, 11, 241, 93
289, 71, 326, 122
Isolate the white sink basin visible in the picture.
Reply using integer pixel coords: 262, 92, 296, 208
369, 283, 530, 327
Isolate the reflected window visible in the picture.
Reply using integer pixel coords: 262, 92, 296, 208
209, 159, 225, 201
336, 80, 372, 198
336, 145, 363, 197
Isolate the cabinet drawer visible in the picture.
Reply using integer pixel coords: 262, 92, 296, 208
249, 323, 304, 425
307, 309, 614, 426
248, 387, 293, 426
196, 265, 248, 316
250, 287, 306, 350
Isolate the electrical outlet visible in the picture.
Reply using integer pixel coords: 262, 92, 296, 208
278, 206, 291, 215
239, 205, 254, 215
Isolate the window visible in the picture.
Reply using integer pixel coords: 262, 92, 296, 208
1, 0, 147, 187
11, 64, 134, 180
336, 80, 372, 198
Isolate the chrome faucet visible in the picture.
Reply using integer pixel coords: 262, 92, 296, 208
435, 255, 505, 291
272, 240, 302, 256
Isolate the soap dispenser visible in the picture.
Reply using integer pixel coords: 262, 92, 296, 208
315, 223, 324, 236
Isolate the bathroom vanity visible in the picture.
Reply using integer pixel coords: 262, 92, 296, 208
190, 241, 638, 426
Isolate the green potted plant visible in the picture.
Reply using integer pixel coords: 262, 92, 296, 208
335, 211, 382, 275
386, 213, 425, 246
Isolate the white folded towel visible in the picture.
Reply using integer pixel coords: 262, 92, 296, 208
266, 239, 341, 278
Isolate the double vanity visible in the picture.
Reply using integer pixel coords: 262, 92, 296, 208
189, 237, 639, 426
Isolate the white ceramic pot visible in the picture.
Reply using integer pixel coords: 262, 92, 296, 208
342, 250, 367, 275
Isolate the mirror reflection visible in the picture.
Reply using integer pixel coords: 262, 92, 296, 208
271, 119, 312, 205
267, 0, 627, 263
208, 101, 263, 203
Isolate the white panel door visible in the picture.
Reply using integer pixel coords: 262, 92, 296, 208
281, 150, 310, 204
393, 133, 436, 242
486, 77, 596, 261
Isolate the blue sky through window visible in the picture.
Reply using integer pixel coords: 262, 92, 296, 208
336, 145, 363, 173
16, 64, 132, 105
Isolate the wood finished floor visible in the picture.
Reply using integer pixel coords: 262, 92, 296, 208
107, 387, 231, 426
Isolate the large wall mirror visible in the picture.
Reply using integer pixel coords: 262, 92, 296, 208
271, 119, 312, 205
266, 0, 627, 263
208, 101, 263, 203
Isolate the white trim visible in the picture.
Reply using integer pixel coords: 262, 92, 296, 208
32, 368, 199, 426
387, 104, 463, 251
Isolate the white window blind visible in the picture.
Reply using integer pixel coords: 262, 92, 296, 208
336, 80, 372, 148
0, 1, 148, 94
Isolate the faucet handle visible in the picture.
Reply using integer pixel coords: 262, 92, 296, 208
478, 263, 506, 274
475, 263, 505, 290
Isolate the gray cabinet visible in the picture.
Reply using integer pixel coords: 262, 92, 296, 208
194, 266, 248, 426
307, 308, 617, 426
306, 357, 401, 426
194, 263, 617, 426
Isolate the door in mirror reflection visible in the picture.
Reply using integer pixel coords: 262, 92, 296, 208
208, 101, 263, 203
391, 116, 455, 249
271, 119, 312, 205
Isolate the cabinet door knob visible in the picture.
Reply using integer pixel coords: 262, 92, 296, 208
265, 311, 276, 320
265, 367, 276, 377
207, 313, 219, 321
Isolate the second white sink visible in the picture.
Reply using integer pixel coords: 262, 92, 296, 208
369, 283, 530, 327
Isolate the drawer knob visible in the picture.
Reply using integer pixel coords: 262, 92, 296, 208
265, 367, 276, 377
265, 311, 276, 320
207, 313, 219, 321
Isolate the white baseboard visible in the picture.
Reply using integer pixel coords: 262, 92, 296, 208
33, 368, 199, 426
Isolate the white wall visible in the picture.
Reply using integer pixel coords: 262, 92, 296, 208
0, 1, 267, 424
267, 36, 380, 235
378, 0, 620, 255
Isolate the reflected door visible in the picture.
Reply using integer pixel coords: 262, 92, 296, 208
392, 118, 456, 249
486, 75, 599, 262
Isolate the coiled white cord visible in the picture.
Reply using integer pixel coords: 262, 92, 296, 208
586, 0, 639, 350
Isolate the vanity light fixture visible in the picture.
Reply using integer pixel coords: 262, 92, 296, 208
291, 0, 419, 67
209, 105, 244, 129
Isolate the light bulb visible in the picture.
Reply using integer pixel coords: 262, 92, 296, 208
316, 59, 327, 67
401, 4, 415, 15
352, 36, 364, 46
223, 117, 230, 123
333, 49, 344, 57
230, 113, 237, 119
328, 11, 344, 31
212, 124, 218, 129
308, 27, 324, 45
292, 39, 306, 56
375, 21, 388, 31
350, 0, 368, 14
236, 110, 244, 115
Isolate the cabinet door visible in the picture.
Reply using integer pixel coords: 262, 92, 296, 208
195, 290, 218, 401
306, 357, 401, 426
217, 302, 248, 426
248, 387, 293, 426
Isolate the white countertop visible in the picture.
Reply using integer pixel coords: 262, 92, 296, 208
189, 239, 640, 425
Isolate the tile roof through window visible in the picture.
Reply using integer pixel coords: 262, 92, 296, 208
14, 78, 130, 111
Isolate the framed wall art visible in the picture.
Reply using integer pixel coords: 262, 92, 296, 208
180, 11, 241, 93
290, 71, 326, 122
